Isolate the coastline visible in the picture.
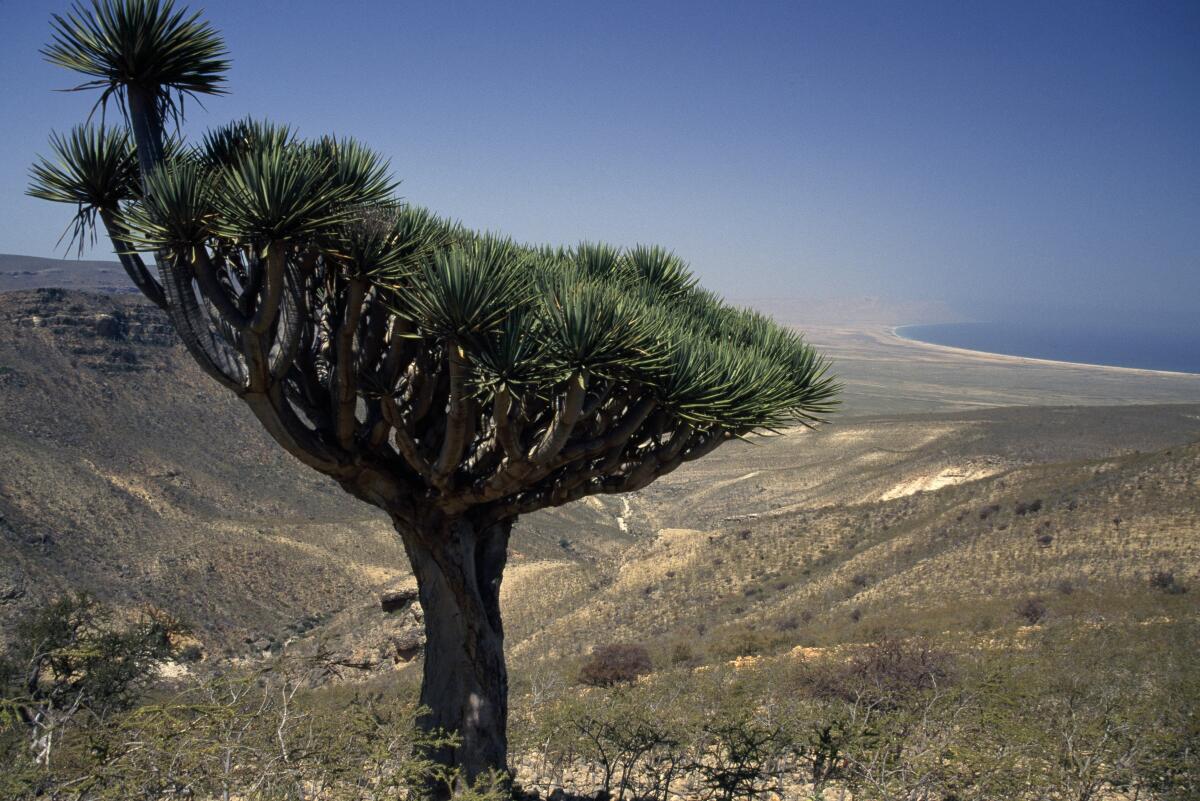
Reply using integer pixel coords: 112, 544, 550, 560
889, 324, 1200, 379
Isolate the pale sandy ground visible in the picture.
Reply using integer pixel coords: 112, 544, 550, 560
621, 322, 1200, 533
878, 464, 1001, 500
801, 323, 1200, 416
889, 325, 1200, 379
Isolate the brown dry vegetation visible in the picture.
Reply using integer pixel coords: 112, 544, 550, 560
0, 289, 632, 655
2, 281, 1199, 798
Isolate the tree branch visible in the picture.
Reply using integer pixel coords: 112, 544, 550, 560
382, 394, 435, 485
250, 246, 287, 334
160, 250, 248, 392
528, 372, 587, 466
433, 342, 476, 487
333, 278, 367, 450
99, 210, 166, 309
193, 247, 251, 330
243, 386, 347, 474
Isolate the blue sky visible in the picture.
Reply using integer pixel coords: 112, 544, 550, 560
2, 0, 1197, 326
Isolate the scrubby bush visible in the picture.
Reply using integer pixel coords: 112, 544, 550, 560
517, 679, 691, 800
1150, 570, 1188, 595
0, 595, 518, 800
0, 593, 183, 771
2, 651, 501, 801
510, 624, 1197, 801
1015, 596, 1049, 625
578, 644, 653, 687
1014, 499, 1043, 515
803, 637, 955, 714
3, 604, 1194, 800
707, 627, 785, 659
668, 640, 698, 666
692, 712, 792, 801
772, 615, 801, 632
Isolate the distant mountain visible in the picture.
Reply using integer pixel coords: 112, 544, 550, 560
0, 253, 135, 293
2, 254, 965, 328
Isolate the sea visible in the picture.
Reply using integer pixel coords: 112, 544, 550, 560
895, 322, 1200, 376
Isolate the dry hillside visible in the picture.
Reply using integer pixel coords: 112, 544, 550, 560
0, 289, 629, 656
1, 283, 1198, 680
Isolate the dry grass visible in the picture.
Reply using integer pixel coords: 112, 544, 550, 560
3, 288, 1199, 680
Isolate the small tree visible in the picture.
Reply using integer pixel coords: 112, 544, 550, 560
29, 0, 838, 789
1150, 570, 1188, 595
692, 712, 791, 801
0, 593, 181, 768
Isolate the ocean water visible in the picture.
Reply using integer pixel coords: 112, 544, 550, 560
896, 322, 1200, 375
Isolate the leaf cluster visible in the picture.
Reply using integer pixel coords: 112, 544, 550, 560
42, 0, 229, 121
27, 125, 139, 253
31, 106, 838, 432
380, 237, 839, 432
0, 593, 183, 724
30, 0, 837, 437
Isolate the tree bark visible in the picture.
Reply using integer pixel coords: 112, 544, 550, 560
125, 85, 166, 181
397, 513, 513, 797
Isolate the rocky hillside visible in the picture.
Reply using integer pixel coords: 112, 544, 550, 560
507, 427, 1200, 668
2, 286, 1198, 683
288, 392, 1200, 682
0, 289, 629, 659
0, 253, 136, 294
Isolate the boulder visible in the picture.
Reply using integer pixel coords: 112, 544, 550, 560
392, 629, 425, 662
94, 314, 124, 340
380, 587, 419, 613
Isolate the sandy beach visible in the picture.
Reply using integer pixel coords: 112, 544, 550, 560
798, 323, 1200, 417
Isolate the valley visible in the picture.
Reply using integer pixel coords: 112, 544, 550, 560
2, 272, 1198, 799
1, 278, 1196, 675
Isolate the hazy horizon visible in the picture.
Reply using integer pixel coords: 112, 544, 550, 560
2, 0, 1197, 331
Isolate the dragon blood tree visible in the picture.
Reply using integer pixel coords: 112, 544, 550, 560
30, 0, 838, 791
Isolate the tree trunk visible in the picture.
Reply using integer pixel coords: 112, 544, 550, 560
125, 85, 167, 181
398, 513, 513, 797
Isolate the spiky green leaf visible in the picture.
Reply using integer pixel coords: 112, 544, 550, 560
213, 144, 348, 247
395, 237, 531, 342
28, 125, 139, 252
538, 274, 663, 380
309, 136, 398, 209
43, 0, 229, 117
118, 157, 214, 254
195, 118, 295, 170
627, 244, 697, 300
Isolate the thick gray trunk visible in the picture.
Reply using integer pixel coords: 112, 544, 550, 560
125, 86, 166, 182
399, 514, 512, 797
